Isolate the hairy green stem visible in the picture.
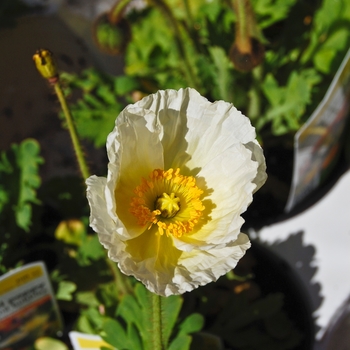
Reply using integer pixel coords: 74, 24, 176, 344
53, 83, 90, 180
152, 293, 164, 350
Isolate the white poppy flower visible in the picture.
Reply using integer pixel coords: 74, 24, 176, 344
86, 88, 267, 296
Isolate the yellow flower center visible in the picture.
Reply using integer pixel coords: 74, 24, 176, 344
130, 168, 205, 237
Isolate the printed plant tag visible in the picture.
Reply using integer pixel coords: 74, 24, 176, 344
286, 48, 350, 212
0, 262, 63, 349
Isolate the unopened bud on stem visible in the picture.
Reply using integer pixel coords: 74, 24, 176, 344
33, 49, 59, 84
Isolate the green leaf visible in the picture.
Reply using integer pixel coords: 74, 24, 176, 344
100, 316, 142, 350
314, 28, 350, 73
100, 318, 128, 349
114, 76, 140, 95
160, 294, 183, 345
76, 314, 96, 335
198, 0, 222, 23
76, 291, 100, 308
301, 0, 350, 66
0, 139, 43, 231
253, 0, 297, 28
313, 0, 343, 31
56, 281, 77, 301
116, 283, 190, 350
76, 307, 105, 334
208, 46, 233, 101
261, 74, 284, 106
77, 234, 106, 266
131, 283, 154, 349
15, 139, 43, 230
15, 203, 32, 231
125, 6, 186, 88
168, 311, 204, 350
168, 334, 191, 350
0, 190, 8, 214
74, 107, 118, 148
126, 323, 143, 350
179, 313, 204, 335
61, 69, 124, 148
117, 293, 144, 330
0, 151, 12, 172
96, 282, 120, 309
260, 69, 321, 134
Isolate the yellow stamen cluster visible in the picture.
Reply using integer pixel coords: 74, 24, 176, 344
130, 168, 205, 237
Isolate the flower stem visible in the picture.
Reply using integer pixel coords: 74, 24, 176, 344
152, 293, 164, 350
33, 49, 90, 180
53, 83, 90, 180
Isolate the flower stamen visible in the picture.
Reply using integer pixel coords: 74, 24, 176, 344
129, 168, 205, 237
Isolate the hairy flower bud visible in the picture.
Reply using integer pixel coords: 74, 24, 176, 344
33, 49, 58, 83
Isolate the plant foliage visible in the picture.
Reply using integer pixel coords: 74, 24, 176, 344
63, 0, 350, 147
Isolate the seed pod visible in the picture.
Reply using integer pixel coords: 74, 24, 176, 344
230, 38, 265, 72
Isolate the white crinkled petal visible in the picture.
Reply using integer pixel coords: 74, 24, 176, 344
86, 176, 120, 247
133, 88, 257, 172
184, 100, 256, 172
172, 233, 251, 295
173, 143, 258, 251
104, 107, 164, 239
132, 89, 193, 169
86, 175, 130, 263
112, 231, 250, 297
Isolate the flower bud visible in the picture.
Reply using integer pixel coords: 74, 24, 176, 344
33, 49, 59, 83
55, 219, 85, 246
